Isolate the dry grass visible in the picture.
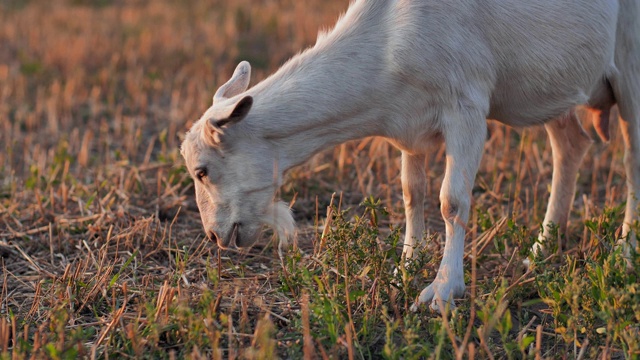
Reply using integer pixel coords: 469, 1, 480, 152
1, 1, 639, 359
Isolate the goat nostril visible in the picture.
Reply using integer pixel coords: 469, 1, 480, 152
233, 222, 241, 229
207, 230, 220, 242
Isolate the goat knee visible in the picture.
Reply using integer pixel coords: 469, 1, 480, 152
441, 201, 458, 223
440, 197, 469, 225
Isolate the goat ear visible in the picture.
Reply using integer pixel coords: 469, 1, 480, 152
214, 61, 251, 102
203, 96, 253, 144
214, 95, 253, 128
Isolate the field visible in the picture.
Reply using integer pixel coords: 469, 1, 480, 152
1, 0, 639, 358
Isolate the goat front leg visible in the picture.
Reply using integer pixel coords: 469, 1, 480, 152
411, 109, 486, 312
402, 151, 426, 259
531, 110, 592, 261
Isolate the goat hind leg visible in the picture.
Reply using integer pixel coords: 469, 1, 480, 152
531, 110, 592, 261
611, 79, 640, 262
609, 7, 640, 263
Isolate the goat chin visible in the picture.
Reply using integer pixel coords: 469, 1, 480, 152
262, 201, 295, 250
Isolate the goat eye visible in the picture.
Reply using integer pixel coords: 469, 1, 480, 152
195, 168, 208, 181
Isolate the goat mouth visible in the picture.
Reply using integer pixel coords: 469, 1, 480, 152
212, 224, 240, 250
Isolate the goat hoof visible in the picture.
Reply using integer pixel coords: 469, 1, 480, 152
392, 258, 415, 286
614, 241, 635, 270
412, 276, 465, 313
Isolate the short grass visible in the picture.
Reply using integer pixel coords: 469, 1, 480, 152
1, 1, 639, 359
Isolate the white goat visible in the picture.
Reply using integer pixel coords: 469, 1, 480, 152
181, 0, 640, 311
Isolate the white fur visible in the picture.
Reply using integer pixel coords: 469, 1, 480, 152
181, 0, 640, 311
263, 201, 296, 258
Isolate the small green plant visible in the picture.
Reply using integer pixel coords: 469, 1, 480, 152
536, 206, 640, 358
279, 199, 434, 357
